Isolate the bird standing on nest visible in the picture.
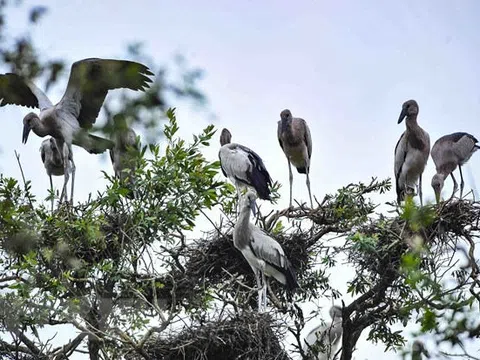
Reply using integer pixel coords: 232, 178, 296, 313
277, 109, 313, 209
431, 132, 479, 203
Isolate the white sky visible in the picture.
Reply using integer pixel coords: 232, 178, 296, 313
1, 1, 480, 359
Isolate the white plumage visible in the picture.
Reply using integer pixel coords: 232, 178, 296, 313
219, 128, 273, 205
233, 190, 298, 312
431, 132, 479, 203
0, 58, 153, 204
394, 100, 430, 206
303, 305, 343, 360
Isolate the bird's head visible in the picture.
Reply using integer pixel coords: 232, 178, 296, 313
398, 99, 419, 124
22, 112, 40, 144
412, 340, 429, 358
240, 190, 258, 217
280, 109, 292, 121
329, 305, 342, 320
431, 173, 445, 204
220, 128, 232, 146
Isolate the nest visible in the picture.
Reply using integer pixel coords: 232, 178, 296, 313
125, 312, 291, 360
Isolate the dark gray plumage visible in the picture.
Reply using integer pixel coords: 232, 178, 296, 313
394, 100, 430, 206
218, 128, 273, 201
109, 126, 140, 182
303, 305, 343, 360
39, 137, 72, 211
277, 109, 313, 209
0, 58, 153, 204
233, 190, 298, 312
431, 132, 479, 203
411, 340, 430, 360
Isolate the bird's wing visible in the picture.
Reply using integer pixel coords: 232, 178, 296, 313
249, 226, 288, 270
0, 73, 53, 110
109, 148, 115, 165
394, 132, 407, 199
277, 121, 285, 150
58, 58, 153, 129
302, 119, 312, 160
39, 140, 48, 163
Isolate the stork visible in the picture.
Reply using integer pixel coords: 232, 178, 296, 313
411, 340, 430, 360
109, 121, 140, 190
219, 128, 273, 211
431, 132, 479, 203
394, 100, 430, 206
0, 58, 153, 204
277, 109, 313, 209
303, 305, 343, 360
233, 190, 298, 312
40, 137, 72, 211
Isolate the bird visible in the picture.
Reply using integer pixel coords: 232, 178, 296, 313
109, 121, 140, 189
411, 340, 430, 360
277, 109, 313, 209
219, 128, 273, 210
431, 132, 479, 203
394, 100, 430, 206
39, 137, 72, 211
233, 190, 298, 312
0, 58, 153, 204
303, 305, 343, 360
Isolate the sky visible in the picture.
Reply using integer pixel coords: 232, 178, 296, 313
1, 0, 480, 359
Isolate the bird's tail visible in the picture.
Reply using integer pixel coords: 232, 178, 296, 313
296, 166, 307, 174
284, 259, 299, 295
250, 167, 273, 200
75, 133, 114, 154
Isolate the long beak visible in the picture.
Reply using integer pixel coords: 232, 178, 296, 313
435, 190, 441, 205
22, 124, 31, 144
397, 108, 407, 124
250, 198, 257, 217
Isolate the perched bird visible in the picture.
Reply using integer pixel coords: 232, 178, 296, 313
0, 58, 153, 204
394, 100, 430, 206
277, 109, 313, 209
303, 305, 343, 360
233, 190, 298, 312
411, 340, 430, 360
109, 124, 140, 183
219, 128, 273, 205
40, 137, 72, 211
431, 132, 479, 203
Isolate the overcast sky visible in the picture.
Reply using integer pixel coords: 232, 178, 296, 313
1, 1, 480, 359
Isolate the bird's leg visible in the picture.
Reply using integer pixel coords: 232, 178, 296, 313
450, 173, 458, 200
418, 174, 423, 207
459, 165, 465, 199
70, 157, 76, 206
262, 274, 268, 311
305, 165, 313, 209
255, 270, 263, 312
49, 175, 55, 213
288, 160, 293, 210
60, 143, 70, 205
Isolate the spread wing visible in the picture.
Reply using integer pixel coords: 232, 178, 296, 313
0, 73, 53, 110
58, 58, 153, 129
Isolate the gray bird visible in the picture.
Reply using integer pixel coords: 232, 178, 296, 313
40, 137, 72, 211
277, 109, 313, 209
219, 128, 273, 204
303, 305, 343, 360
0, 58, 153, 204
394, 100, 430, 206
109, 125, 140, 183
411, 340, 430, 360
233, 190, 298, 312
431, 132, 479, 203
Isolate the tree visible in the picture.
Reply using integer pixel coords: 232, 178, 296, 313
1, 3, 480, 360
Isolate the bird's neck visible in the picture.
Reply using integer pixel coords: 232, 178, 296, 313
405, 114, 419, 130
281, 118, 292, 134
32, 118, 50, 138
233, 208, 252, 249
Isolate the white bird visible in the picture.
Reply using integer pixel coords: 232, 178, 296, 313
394, 100, 430, 206
0, 58, 153, 204
303, 305, 343, 360
39, 137, 72, 211
219, 128, 273, 206
431, 132, 479, 203
411, 340, 430, 360
277, 109, 313, 209
233, 190, 298, 312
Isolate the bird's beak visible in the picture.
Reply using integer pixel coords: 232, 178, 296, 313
250, 198, 257, 217
22, 123, 31, 144
435, 189, 441, 205
398, 108, 407, 124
